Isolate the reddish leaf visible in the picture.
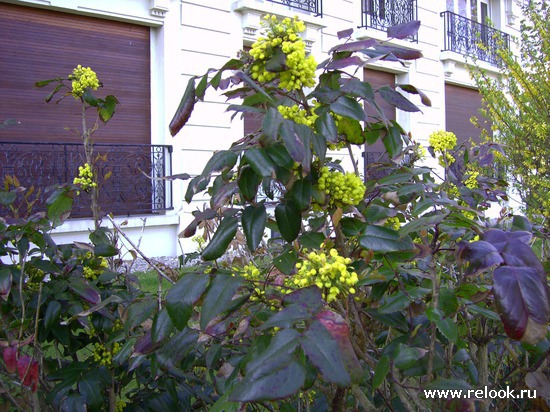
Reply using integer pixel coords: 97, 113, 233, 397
3, 346, 17, 373
456, 240, 504, 276
316, 310, 362, 383
325, 56, 364, 70
17, 355, 39, 392
169, 76, 196, 137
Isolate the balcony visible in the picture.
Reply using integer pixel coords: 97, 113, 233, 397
441, 11, 510, 66
266, 0, 322, 16
0, 142, 172, 218
360, 0, 418, 41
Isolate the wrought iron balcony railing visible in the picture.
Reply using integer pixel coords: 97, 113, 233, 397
267, 0, 322, 16
361, 0, 418, 41
441, 11, 510, 66
0, 142, 172, 218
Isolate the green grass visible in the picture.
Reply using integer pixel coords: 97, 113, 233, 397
135, 270, 173, 294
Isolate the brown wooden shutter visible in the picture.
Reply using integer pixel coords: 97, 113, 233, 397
445, 83, 489, 144
364, 68, 395, 154
0, 3, 150, 145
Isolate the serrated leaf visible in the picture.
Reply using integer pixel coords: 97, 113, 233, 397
330, 96, 366, 122
152, 308, 174, 343
301, 319, 351, 386
243, 148, 275, 177
165, 273, 210, 330
201, 217, 238, 261
379, 86, 421, 112
396, 84, 432, 106
359, 225, 414, 252
229, 329, 304, 402
201, 274, 244, 330
273, 248, 298, 275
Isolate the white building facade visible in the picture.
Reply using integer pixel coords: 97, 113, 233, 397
0, 0, 523, 256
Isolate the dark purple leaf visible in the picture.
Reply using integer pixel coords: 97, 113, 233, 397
493, 265, 550, 344
456, 240, 504, 276
325, 56, 364, 70
396, 84, 432, 106
169, 76, 196, 137
387, 20, 421, 40
68, 278, 100, 305
375, 46, 423, 60
330, 38, 377, 53
337, 28, 354, 39
378, 86, 421, 112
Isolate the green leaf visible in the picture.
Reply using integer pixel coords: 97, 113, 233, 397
426, 307, 458, 343
262, 108, 284, 141
424, 378, 473, 391
340, 217, 367, 237
265, 144, 294, 169
280, 121, 306, 164
330, 95, 366, 122
152, 308, 174, 344
290, 178, 312, 211
93, 244, 118, 257
202, 150, 238, 177
46, 187, 74, 227
195, 73, 209, 101
229, 329, 304, 402
243, 148, 275, 177
275, 201, 302, 243
0, 191, 16, 206
124, 298, 156, 333
98, 95, 119, 123
169, 76, 196, 136
382, 125, 403, 158
238, 166, 261, 201
359, 225, 414, 252
301, 319, 351, 386
314, 112, 338, 144
242, 204, 267, 251
201, 274, 244, 329
165, 272, 210, 330
394, 344, 423, 370
372, 355, 390, 390
201, 217, 238, 261
273, 248, 298, 275
68, 278, 100, 305
43, 300, 61, 333
265, 46, 287, 72
78, 370, 105, 410
299, 232, 325, 249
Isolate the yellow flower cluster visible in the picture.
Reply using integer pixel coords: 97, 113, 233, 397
277, 103, 318, 127
73, 163, 97, 191
69, 65, 100, 98
83, 257, 107, 281
115, 400, 126, 412
249, 15, 316, 91
236, 262, 265, 301
384, 216, 401, 231
464, 171, 480, 189
93, 341, 121, 367
429, 130, 457, 153
290, 249, 358, 303
317, 167, 366, 208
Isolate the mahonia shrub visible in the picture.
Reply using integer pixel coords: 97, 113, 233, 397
2, 14, 549, 412
163, 14, 549, 411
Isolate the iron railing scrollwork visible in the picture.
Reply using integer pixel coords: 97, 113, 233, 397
441, 11, 510, 66
267, 0, 322, 16
0, 142, 172, 218
361, 0, 418, 41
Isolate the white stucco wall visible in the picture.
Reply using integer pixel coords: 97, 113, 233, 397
3, 0, 524, 255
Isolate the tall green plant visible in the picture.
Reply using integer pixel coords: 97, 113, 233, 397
470, 0, 550, 253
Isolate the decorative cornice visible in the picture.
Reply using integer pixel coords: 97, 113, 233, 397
150, 0, 169, 18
